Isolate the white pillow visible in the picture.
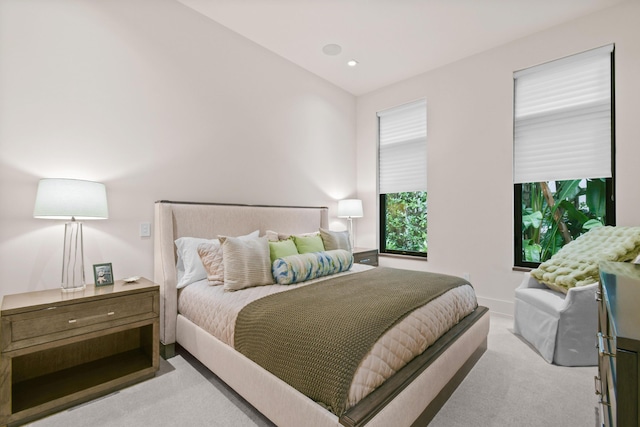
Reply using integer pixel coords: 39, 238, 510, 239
174, 230, 259, 288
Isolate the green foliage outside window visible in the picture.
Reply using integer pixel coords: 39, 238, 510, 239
384, 191, 427, 254
521, 178, 607, 263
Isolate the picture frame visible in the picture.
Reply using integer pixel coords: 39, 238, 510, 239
93, 263, 114, 286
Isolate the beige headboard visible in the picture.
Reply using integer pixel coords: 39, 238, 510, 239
153, 201, 329, 354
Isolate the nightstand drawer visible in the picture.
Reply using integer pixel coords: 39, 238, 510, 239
6, 293, 156, 348
353, 248, 378, 266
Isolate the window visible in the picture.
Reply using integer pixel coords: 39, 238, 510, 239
378, 100, 427, 257
513, 45, 615, 267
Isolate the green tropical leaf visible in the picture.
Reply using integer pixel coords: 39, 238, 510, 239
523, 239, 542, 262
522, 210, 543, 230
558, 199, 589, 224
586, 179, 606, 218
555, 180, 582, 201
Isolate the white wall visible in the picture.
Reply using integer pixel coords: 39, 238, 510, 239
356, 0, 640, 316
0, 0, 356, 297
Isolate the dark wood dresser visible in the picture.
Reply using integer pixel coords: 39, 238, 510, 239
597, 261, 640, 427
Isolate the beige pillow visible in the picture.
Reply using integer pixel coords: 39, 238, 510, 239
319, 228, 351, 252
196, 230, 259, 286
265, 230, 319, 242
197, 242, 224, 285
221, 235, 273, 291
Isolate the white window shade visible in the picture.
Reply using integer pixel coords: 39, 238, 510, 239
378, 100, 427, 194
513, 44, 613, 184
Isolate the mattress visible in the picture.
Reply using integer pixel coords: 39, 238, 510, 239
178, 264, 477, 410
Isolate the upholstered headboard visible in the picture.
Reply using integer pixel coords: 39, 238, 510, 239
153, 201, 329, 355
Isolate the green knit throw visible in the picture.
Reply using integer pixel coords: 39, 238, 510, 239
234, 267, 470, 416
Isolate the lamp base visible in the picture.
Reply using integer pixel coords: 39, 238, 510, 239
61, 284, 86, 293
61, 220, 86, 291
347, 217, 355, 251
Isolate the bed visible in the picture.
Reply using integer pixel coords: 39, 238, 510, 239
153, 201, 490, 427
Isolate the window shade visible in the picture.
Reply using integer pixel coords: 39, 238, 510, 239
513, 44, 613, 184
378, 99, 427, 194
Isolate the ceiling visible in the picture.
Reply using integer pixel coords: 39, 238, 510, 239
177, 0, 625, 96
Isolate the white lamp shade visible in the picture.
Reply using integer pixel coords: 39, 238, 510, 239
34, 178, 109, 220
337, 199, 363, 218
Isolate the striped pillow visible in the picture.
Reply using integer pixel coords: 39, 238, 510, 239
221, 236, 274, 291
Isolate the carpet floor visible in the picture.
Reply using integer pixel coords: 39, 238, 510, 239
29, 314, 598, 427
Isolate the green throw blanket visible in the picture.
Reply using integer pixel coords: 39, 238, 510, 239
234, 267, 471, 416
531, 226, 640, 293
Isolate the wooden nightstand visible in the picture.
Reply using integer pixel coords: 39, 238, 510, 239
0, 278, 159, 426
353, 248, 379, 266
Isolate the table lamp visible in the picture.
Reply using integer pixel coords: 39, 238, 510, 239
337, 199, 363, 250
34, 178, 109, 291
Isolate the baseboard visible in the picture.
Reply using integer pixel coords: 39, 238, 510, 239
476, 296, 513, 318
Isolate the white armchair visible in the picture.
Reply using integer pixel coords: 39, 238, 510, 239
513, 273, 598, 366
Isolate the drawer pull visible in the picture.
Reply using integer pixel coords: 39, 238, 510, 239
594, 375, 602, 396
360, 258, 371, 263
68, 319, 77, 324
595, 290, 602, 302
107, 311, 115, 316
597, 332, 615, 357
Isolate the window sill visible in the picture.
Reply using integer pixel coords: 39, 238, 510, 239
380, 252, 428, 261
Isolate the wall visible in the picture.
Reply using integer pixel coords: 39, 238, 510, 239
356, 0, 640, 316
0, 0, 356, 298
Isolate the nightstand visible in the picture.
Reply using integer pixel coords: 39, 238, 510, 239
0, 278, 159, 426
353, 248, 379, 266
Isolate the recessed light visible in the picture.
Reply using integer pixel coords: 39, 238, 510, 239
347, 59, 359, 67
322, 44, 342, 56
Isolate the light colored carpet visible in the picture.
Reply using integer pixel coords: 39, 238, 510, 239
29, 314, 598, 426
429, 315, 598, 427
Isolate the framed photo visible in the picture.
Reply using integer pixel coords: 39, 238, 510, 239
93, 263, 114, 286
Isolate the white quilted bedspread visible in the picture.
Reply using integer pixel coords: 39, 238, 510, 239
178, 265, 477, 409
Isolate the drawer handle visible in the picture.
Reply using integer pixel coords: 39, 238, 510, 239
360, 258, 371, 263
68, 311, 115, 324
594, 375, 602, 396
595, 290, 602, 302
597, 332, 615, 358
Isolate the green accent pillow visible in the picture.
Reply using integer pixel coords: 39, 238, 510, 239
293, 234, 325, 254
268, 239, 299, 263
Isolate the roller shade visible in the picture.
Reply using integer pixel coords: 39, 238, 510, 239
513, 44, 613, 184
378, 99, 427, 194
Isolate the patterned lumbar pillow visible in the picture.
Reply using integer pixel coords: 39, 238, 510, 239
531, 226, 640, 293
272, 250, 353, 285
